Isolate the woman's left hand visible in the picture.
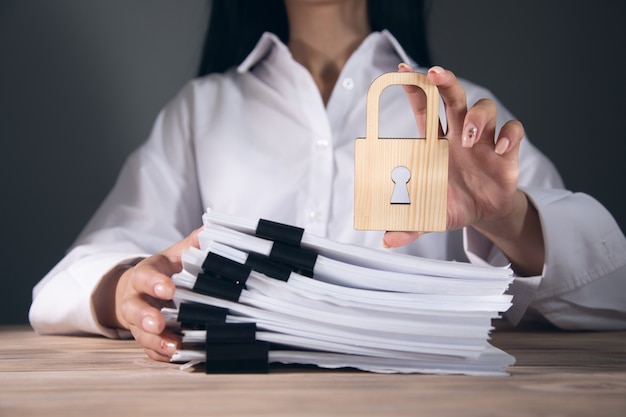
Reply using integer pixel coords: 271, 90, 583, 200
384, 64, 544, 275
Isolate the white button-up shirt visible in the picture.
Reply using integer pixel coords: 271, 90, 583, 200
29, 31, 626, 337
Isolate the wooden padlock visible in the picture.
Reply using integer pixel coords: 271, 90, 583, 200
354, 72, 448, 231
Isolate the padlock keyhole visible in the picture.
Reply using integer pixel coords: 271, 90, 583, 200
390, 166, 411, 205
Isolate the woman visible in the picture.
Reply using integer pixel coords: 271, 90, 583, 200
30, 0, 626, 362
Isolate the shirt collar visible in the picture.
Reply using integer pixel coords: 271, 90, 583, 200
236, 29, 417, 74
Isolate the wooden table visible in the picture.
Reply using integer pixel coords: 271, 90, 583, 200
1, 323, 625, 417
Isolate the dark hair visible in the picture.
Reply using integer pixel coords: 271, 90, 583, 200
197, 0, 431, 76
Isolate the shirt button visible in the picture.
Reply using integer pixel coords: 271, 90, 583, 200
315, 139, 329, 151
341, 77, 354, 90
308, 210, 321, 222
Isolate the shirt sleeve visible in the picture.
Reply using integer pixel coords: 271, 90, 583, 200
29, 82, 204, 338
459, 80, 626, 330
464, 188, 626, 330
522, 188, 626, 330
29, 247, 144, 338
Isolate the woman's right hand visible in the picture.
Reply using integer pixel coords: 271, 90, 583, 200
110, 229, 201, 361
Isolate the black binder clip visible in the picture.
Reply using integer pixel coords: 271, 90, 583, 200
256, 218, 305, 246
193, 272, 244, 302
202, 252, 252, 286
245, 252, 291, 281
177, 302, 228, 329
269, 241, 318, 277
204, 323, 269, 374
255, 218, 318, 277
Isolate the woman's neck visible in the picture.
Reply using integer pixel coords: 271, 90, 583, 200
285, 0, 370, 104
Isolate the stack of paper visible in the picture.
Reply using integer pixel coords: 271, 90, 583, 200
165, 208, 515, 375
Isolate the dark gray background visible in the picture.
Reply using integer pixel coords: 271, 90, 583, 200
2, 1, 625, 325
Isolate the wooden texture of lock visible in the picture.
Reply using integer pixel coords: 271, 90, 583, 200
354, 72, 449, 231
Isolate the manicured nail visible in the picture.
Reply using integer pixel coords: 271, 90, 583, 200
161, 339, 178, 355
154, 283, 173, 299
142, 316, 159, 333
428, 65, 445, 74
463, 124, 478, 147
495, 137, 510, 155
398, 63, 413, 71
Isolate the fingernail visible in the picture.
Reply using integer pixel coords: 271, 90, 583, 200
428, 65, 445, 74
160, 339, 178, 355
154, 283, 174, 299
398, 63, 413, 72
495, 137, 510, 155
142, 316, 159, 333
463, 124, 478, 147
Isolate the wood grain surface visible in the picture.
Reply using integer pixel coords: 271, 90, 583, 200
354, 72, 448, 232
1, 323, 625, 417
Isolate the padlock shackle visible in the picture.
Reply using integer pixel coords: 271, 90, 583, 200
365, 72, 440, 143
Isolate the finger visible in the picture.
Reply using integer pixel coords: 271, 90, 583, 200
130, 325, 181, 362
494, 119, 524, 157
127, 227, 203, 301
134, 227, 204, 295
426, 66, 467, 138
398, 63, 429, 137
130, 228, 202, 300
120, 292, 167, 335
161, 227, 203, 265
129, 255, 177, 301
461, 98, 497, 149
382, 231, 425, 248
144, 348, 171, 362
126, 228, 203, 300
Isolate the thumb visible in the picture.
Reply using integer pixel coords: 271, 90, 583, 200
162, 227, 203, 265
382, 231, 425, 248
